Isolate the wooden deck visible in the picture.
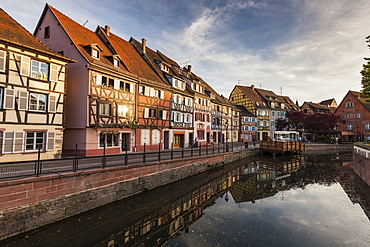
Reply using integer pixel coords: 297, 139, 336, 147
260, 141, 305, 156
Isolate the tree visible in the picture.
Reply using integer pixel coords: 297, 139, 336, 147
285, 111, 307, 131
361, 35, 370, 98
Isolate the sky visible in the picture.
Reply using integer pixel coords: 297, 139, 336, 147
2, 0, 370, 105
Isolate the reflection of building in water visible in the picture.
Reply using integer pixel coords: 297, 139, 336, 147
230, 158, 301, 203
94, 164, 246, 247
55, 153, 362, 247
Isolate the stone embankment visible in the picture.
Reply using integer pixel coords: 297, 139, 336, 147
303, 143, 353, 153
0, 148, 258, 240
353, 143, 370, 187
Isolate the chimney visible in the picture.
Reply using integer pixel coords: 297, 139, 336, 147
142, 38, 146, 54
251, 84, 255, 90
188, 65, 192, 73
105, 25, 110, 36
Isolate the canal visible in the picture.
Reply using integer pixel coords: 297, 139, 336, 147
1, 152, 370, 247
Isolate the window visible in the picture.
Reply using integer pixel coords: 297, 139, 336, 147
99, 103, 111, 115
15, 54, 30, 76
117, 105, 128, 117
125, 83, 131, 92
92, 49, 100, 59
113, 58, 119, 67
3, 131, 24, 154
347, 124, 354, 130
99, 132, 118, 147
0, 50, 6, 72
357, 113, 362, 118
345, 102, 354, 108
31, 60, 49, 80
44, 26, 50, 38
50, 64, 60, 82
366, 123, 370, 130
149, 109, 157, 118
108, 78, 114, 88
152, 130, 160, 145
141, 129, 150, 145
2, 88, 15, 109
26, 131, 45, 151
29, 93, 47, 112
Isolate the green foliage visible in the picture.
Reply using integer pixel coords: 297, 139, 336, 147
361, 35, 370, 99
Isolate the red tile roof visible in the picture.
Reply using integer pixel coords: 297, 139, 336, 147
47, 5, 128, 72
0, 8, 72, 61
104, 29, 165, 84
236, 85, 269, 108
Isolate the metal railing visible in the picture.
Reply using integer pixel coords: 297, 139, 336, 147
0, 142, 258, 181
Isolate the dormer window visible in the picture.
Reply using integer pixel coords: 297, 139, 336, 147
271, 102, 274, 108
113, 58, 119, 67
85, 44, 103, 60
281, 103, 285, 109
92, 49, 99, 59
256, 102, 259, 106
161, 63, 170, 72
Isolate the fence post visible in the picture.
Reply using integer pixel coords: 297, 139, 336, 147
182, 145, 184, 158
36, 146, 41, 176
191, 142, 193, 157
73, 143, 78, 172
231, 141, 234, 152
158, 143, 161, 162
199, 144, 201, 157
143, 143, 146, 163
125, 148, 128, 166
102, 143, 106, 168
171, 143, 173, 160
213, 143, 215, 155
206, 143, 208, 155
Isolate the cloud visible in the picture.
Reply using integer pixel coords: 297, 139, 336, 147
158, 0, 369, 103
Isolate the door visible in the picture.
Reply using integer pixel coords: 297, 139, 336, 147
189, 132, 193, 147
164, 131, 169, 149
262, 132, 268, 141
121, 133, 130, 151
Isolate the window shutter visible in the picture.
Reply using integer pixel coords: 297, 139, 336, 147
150, 88, 155, 97
20, 55, 30, 76
18, 91, 29, 111
195, 112, 198, 121
160, 90, 164, 99
3, 88, 15, 109
13, 131, 24, 153
95, 74, 102, 85
50, 64, 59, 82
144, 87, 151, 96
114, 79, 120, 89
144, 108, 149, 118
180, 113, 184, 122
48, 95, 57, 113
0, 50, 6, 72
3, 131, 14, 154
162, 110, 167, 120
46, 132, 55, 151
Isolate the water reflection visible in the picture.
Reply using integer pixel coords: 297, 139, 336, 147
1, 152, 369, 247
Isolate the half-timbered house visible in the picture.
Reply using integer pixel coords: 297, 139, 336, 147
35, 4, 166, 155
130, 39, 193, 148
230, 85, 270, 141
0, 9, 74, 161
180, 66, 212, 146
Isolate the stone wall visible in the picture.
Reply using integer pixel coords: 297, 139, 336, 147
304, 143, 353, 153
353, 143, 370, 187
0, 149, 256, 240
